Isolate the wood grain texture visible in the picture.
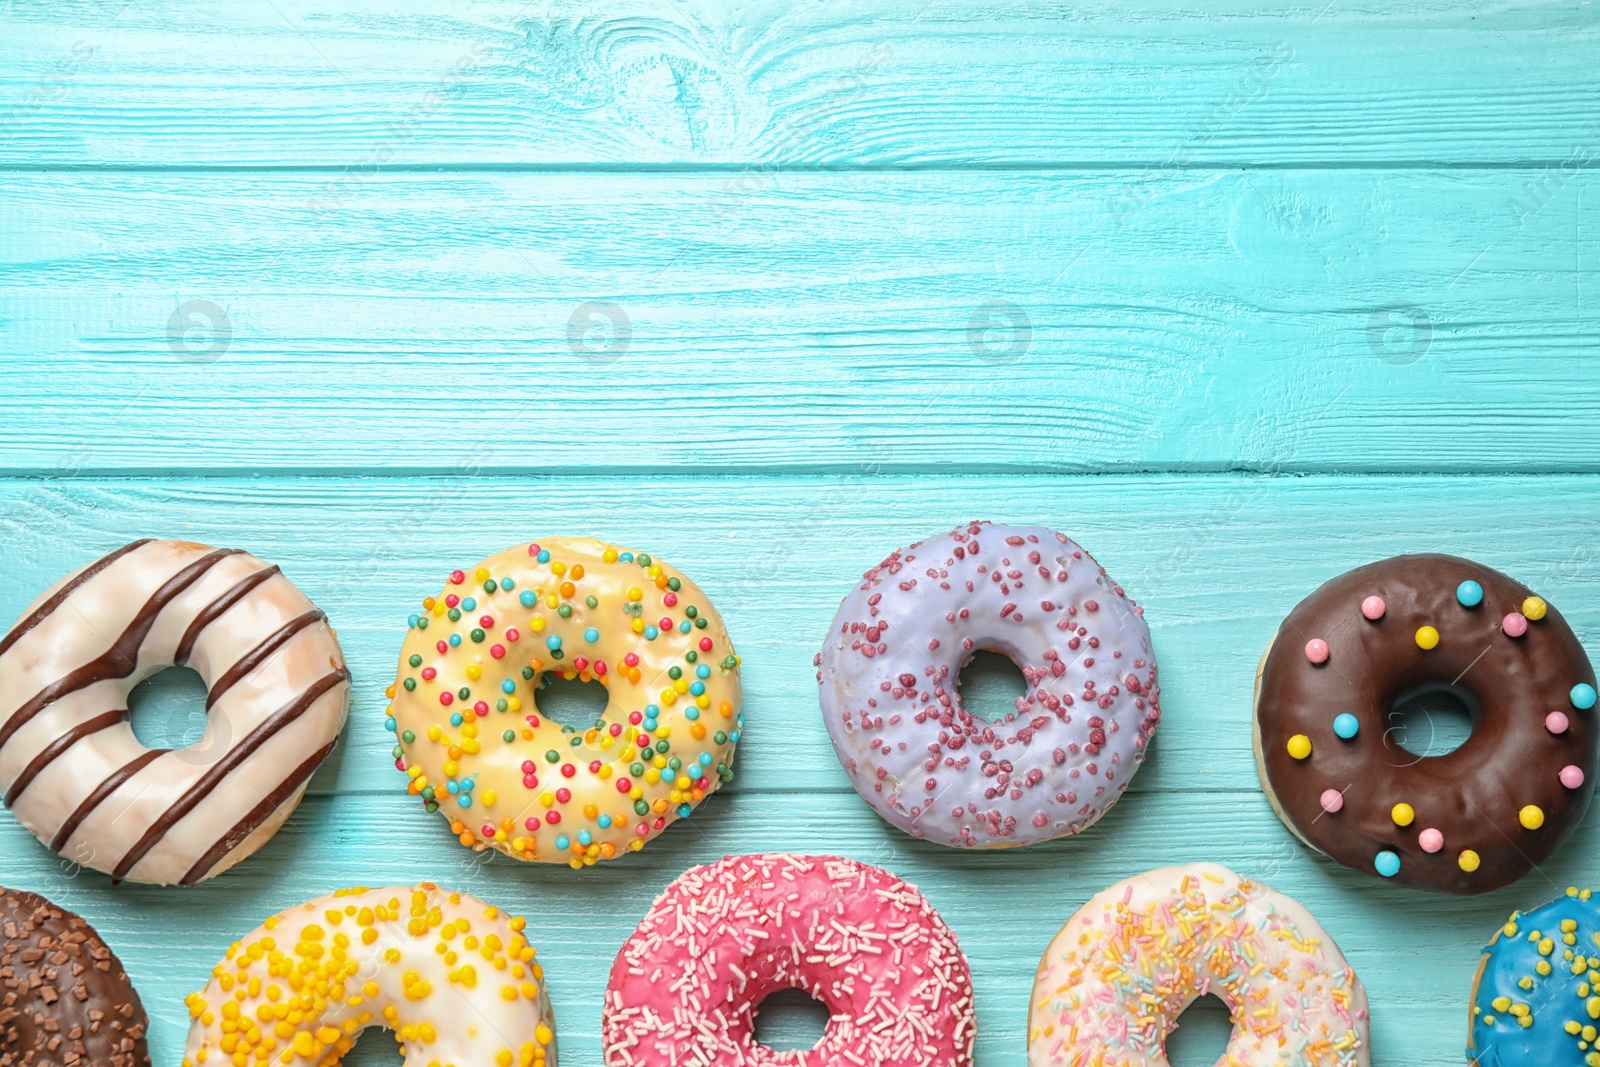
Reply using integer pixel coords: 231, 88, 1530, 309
4, 1, 1598, 1064
1, 474, 1598, 1064
1, 0, 1597, 167
2, 167, 1596, 474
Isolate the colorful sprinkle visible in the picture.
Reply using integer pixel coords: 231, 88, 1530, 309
1418, 828, 1443, 853
1374, 850, 1401, 877
1561, 765, 1586, 789
1304, 638, 1330, 664
1287, 734, 1312, 760
1571, 684, 1597, 710
1546, 711, 1570, 735
1361, 595, 1386, 620
1522, 596, 1548, 621
1519, 805, 1546, 830
1391, 803, 1415, 827
1415, 626, 1440, 650
1332, 713, 1359, 740
1457, 580, 1484, 607
1502, 612, 1529, 637
1459, 850, 1481, 872
1319, 788, 1344, 813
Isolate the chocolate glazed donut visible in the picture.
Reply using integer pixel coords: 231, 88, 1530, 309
1254, 555, 1597, 894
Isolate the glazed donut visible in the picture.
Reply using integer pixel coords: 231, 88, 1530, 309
1, 884, 150, 1066
182, 883, 555, 1067
388, 538, 742, 868
1468, 886, 1600, 1066
1028, 863, 1370, 1067
603, 853, 976, 1067
1254, 554, 1597, 894
815, 522, 1160, 847
0, 539, 350, 886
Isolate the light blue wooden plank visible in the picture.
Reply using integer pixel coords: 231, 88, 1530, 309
0, 0, 1596, 166
0, 473, 1596, 800
2, 168, 1596, 474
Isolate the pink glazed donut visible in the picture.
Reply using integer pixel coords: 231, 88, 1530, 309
603, 853, 976, 1067
815, 522, 1161, 847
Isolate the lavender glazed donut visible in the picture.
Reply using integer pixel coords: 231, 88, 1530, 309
815, 522, 1161, 847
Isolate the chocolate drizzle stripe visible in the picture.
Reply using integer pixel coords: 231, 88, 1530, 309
0, 540, 153, 660
175, 564, 280, 665
0, 548, 241, 756
49, 749, 167, 853
204, 609, 327, 710
4, 709, 128, 807
111, 668, 348, 881
178, 736, 338, 886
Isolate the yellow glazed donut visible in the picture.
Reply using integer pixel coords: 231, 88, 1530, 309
386, 538, 743, 868
182, 883, 556, 1067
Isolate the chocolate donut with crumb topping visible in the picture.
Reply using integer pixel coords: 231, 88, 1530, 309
1, 886, 149, 1067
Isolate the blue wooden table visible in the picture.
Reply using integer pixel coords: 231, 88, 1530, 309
3, 2, 1598, 1063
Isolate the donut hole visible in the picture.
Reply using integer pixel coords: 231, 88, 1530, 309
337, 1030, 404, 1065
1164, 992, 1233, 1067
128, 667, 212, 752
535, 671, 611, 732
956, 650, 1028, 722
1387, 684, 1477, 758
752, 987, 831, 1053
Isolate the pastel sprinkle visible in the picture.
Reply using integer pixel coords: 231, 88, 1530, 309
1360, 595, 1386, 620
1546, 711, 1570, 735
1287, 734, 1312, 760
1457, 580, 1484, 607
1418, 828, 1443, 853
1572, 684, 1597, 710
1501, 612, 1528, 637
1374, 850, 1401, 877
1458, 849, 1481, 872
1304, 638, 1330, 664
1561, 765, 1586, 789
1519, 805, 1545, 830
1391, 803, 1415, 827
1522, 596, 1548, 621
1319, 788, 1344, 813
1332, 713, 1359, 740
1415, 625, 1440, 650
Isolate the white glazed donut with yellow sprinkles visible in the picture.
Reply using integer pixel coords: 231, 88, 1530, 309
182, 883, 556, 1067
386, 538, 743, 868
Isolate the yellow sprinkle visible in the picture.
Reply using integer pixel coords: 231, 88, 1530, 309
1286, 734, 1312, 760
1415, 625, 1440, 650
1523, 596, 1548, 621
1391, 803, 1415, 827
1521, 805, 1546, 830
1459, 850, 1481, 872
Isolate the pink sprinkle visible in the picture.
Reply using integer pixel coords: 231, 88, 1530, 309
1304, 638, 1330, 664
1547, 711, 1570, 735
1418, 828, 1443, 853
1561, 765, 1586, 789
1361, 595, 1386, 620
1502, 612, 1529, 637
1319, 788, 1344, 813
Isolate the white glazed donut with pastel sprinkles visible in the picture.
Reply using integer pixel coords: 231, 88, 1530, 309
182, 883, 556, 1067
387, 538, 742, 868
1028, 863, 1370, 1067
815, 521, 1161, 847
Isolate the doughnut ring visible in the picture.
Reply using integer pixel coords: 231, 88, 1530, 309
1028, 863, 1370, 1067
1, 884, 150, 1066
182, 883, 555, 1067
604, 853, 976, 1067
0, 539, 350, 886
816, 522, 1161, 847
1254, 554, 1597, 893
388, 537, 742, 868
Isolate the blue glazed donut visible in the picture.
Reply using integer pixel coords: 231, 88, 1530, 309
1468, 887, 1600, 1065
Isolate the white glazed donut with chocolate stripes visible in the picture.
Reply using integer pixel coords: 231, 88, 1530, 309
0, 539, 350, 885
